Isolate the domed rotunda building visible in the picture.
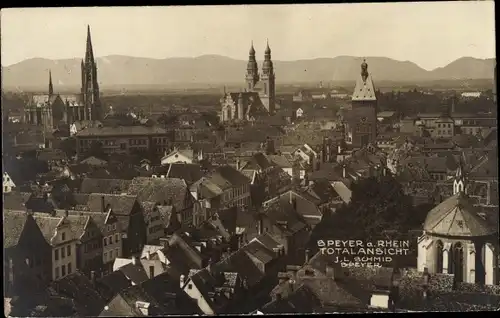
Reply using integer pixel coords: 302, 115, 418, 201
417, 165, 498, 285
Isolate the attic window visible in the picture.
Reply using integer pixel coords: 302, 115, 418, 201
188, 284, 193, 290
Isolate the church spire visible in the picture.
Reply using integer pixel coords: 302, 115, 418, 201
48, 70, 54, 96
85, 25, 95, 64
453, 157, 467, 195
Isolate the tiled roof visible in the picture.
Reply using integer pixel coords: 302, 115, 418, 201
80, 178, 132, 194
3, 211, 28, 248
50, 271, 106, 316
165, 163, 205, 185
118, 263, 149, 285
87, 193, 138, 215
32, 215, 63, 243
95, 270, 131, 302
3, 191, 32, 211
208, 165, 251, 190
76, 125, 168, 137
127, 177, 191, 211
80, 156, 109, 166
423, 193, 496, 237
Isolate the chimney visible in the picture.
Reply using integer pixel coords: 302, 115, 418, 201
342, 165, 346, 178
305, 249, 310, 263
90, 271, 96, 284
149, 265, 155, 278
236, 159, 241, 171
101, 196, 106, 213
131, 256, 139, 266
64, 210, 69, 217
145, 251, 151, 260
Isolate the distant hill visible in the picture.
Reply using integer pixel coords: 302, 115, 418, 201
1, 55, 495, 92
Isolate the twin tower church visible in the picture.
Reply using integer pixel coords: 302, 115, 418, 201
24, 26, 102, 129
220, 41, 276, 122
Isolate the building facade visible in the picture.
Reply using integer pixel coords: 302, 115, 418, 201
23, 25, 102, 130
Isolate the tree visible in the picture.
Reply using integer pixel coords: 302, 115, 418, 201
309, 175, 415, 250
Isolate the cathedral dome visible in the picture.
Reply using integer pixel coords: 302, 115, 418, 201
423, 192, 495, 237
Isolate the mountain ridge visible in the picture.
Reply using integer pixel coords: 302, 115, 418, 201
2, 55, 495, 91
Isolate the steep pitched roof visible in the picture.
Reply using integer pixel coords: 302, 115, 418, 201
165, 163, 205, 185
50, 271, 106, 316
3, 211, 29, 248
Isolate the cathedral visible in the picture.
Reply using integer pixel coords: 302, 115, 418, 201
23, 25, 103, 129
220, 41, 276, 122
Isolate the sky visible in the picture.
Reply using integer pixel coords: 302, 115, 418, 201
1, 2, 496, 70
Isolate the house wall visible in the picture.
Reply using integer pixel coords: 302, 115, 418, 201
182, 278, 215, 315
51, 228, 78, 281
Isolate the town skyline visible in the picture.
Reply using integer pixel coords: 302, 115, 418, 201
1, 2, 496, 70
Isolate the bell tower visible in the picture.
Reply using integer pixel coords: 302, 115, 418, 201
453, 161, 467, 195
81, 25, 102, 121
260, 40, 276, 113
245, 41, 259, 91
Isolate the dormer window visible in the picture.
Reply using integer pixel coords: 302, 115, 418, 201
61, 232, 66, 241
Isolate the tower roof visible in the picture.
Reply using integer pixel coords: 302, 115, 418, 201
351, 59, 376, 102
249, 41, 255, 55
265, 40, 271, 55
423, 192, 496, 237
85, 25, 95, 63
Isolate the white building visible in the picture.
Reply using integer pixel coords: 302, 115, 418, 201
3, 172, 16, 193
417, 167, 498, 285
161, 148, 194, 165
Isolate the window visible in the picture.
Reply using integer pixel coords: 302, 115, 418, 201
67, 245, 71, 256
110, 250, 113, 259
54, 249, 59, 261
109, 235, 113, 244
61, 232, 66, 241
116, 248, 120, 258
61, 247, 66, 259
55, 267, 60, 279
115, 234, 119, 242
188, 284, 193, 290
107, 225, 112, 232
112, 224, 116, 231
104, 252, 107, 261
104, 237, 108, 246
61, 264, 66, 277
67, 263, 72, 275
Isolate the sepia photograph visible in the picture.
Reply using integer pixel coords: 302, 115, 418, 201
1, 2, 499, 316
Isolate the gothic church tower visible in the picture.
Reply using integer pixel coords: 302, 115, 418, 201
81, 25, 102, 121
245, 42, 259, 91
260, 40, 276, 114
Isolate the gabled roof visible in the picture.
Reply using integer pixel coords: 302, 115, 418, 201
50, 271, 106, 316
80, 178, 132, 194
3, 210, 29, 248
87, 193, 138, 215
127, 177, 191, 211
162, 149, 194, 161
95, 270, 131, 302
424, 192, 496, 237
165, 163, 204, 185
